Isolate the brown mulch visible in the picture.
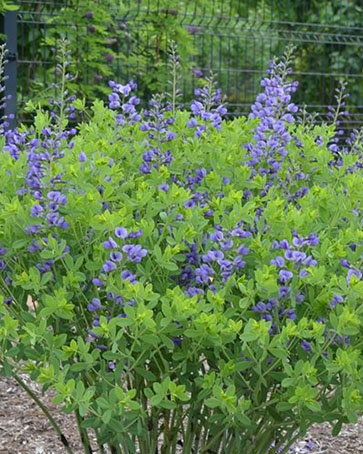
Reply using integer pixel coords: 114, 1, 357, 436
1, 375, 362, 454
0, 375, 85, 454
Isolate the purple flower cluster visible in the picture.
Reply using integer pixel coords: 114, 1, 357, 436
97, 226, 146, 281
271, 232, 319, 283
252, 298, 280, 322
85, 227, 147, 342
139, 96, 176, 174
3, 128, 29, 160
87, 298, 101, 312
179, 223, 251, 296
108, 80, 141, 125
140, 147, 173, 174
187, 81, 227, 138
1, 119, 78, 277
329, 294, 344, 309
326, 80, 350, 154
246, 58, 298, 184
250, 231, 320, 327
15, 124, 76, 231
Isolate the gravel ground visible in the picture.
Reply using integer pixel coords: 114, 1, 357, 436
1, 375, 362, 454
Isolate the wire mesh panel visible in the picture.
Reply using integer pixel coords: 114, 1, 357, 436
11, 0, 363, 129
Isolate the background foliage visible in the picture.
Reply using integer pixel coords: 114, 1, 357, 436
12, 0, 363, 125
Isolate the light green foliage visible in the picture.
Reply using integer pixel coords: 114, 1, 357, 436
0, 94, 362, 454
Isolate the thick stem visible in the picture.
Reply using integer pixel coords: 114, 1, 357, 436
12, 373, 75, 454
75, 409, 93, 454
200, 427, 225, 453
149, 409, 159, 454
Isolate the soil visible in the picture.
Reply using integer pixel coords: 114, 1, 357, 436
1, 375, 362, 454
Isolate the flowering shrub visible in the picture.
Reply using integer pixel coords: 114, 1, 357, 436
0, 49, 363, 454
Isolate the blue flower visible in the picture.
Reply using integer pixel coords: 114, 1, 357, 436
128, 230, 143, 239
110, 251, 123, 262
301, 340, 311, 354
233, 256, 246, 268
121, 269, 137, 283
109, 92, 120, 109
172, 337, 182, 347
187, 117, 198, 128
220, 239, 234, 251
279, 269, 294, 283
252, 302, 266, 313
285, 250, 306, 263
115, 227, 128, 239
108, 361, 116, 371
78, 151, 87, 162
92, 277, 105, 286
306, 233, 319, 246
158, 183, 169, 192
303, 256, 318, 267
270, 256, 285, 267
279, 286, 291, 298
185, 286, 204, 297
340, 259, 350, 268
103, 237, 118, 249
30, 204, 44, 218
202, 250, 224, 263
165, 131, 176, 141
347, 268, 362, 285
329, 294, 344, 309
87, 298, 101, 312
102, 260, 117, 273
122, 244, 147, 263
237, 245, 250, 256
195, 264, 214, 284
231, 228, 252, 238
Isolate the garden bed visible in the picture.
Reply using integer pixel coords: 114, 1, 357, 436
1, 375, 363, 454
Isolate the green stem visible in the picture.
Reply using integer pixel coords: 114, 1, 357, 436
75, 409, 93, 454
253, 426, 275, 454
149, 408, 159, 454
200, 427, 225, 453
12, 373, 75, 454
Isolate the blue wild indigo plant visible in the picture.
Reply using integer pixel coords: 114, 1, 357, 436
0, 43, 363, 454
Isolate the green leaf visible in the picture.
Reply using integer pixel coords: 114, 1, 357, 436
161, 262, 179, 271
1, 358, 13, 377
12, 239, 28, 250
70, 362, 92, 372
102, 409, 112, 425
276, 401, 294, 412
150, 395, 163, 406
332, 420, 343, 436
305, 401, 321, 413
205, 398, 220, 408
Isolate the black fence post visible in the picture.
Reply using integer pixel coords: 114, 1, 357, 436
1, 11, 17, 129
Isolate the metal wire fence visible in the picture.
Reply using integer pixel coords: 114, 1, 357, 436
2, 0, 363, 130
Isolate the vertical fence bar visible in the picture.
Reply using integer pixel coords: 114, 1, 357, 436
1, 11, 17, 129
